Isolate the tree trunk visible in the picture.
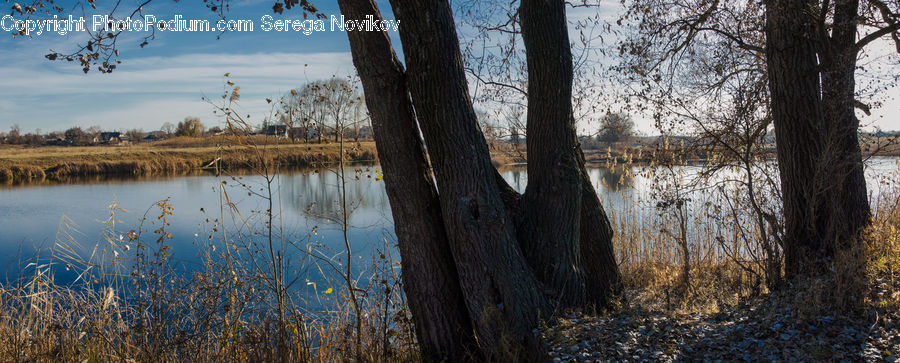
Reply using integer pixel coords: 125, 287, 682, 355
518, 0, 585, 307
576, 145, 623, 307
764, 0, 831, 278
819, 0, 871, 249
765, 0, 872, 279
337, 0, 622, 358
389, 0, 549, 358
334, 1, 476, 360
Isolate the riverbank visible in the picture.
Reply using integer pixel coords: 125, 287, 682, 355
3, 138, 898, 185
0, 139, 378, 184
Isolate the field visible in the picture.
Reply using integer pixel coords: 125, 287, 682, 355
0, 137, 378, 184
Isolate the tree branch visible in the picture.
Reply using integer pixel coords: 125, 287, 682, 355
855, 22, 900, 53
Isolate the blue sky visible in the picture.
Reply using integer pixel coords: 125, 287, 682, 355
0, 0, 396, 133
0, 1, 897, 135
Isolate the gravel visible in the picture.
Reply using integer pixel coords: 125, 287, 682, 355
543, 289, 900, 362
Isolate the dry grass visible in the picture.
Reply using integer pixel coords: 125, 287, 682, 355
864, 169, 900, 311
0, 141, 377, 184
0, 164, 45, 183
607, 159, 900, 316
0, 195, 416, 362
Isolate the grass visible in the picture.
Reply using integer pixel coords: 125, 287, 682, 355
0, 140, 378, 184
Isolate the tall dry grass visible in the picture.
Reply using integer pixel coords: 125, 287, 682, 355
603, 162, 772, 313
0, 197, 417, 362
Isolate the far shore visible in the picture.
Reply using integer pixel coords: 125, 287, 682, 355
1, 136, 898, 185
0, 137, 377, 184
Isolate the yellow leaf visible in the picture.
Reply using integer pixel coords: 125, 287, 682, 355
376, 174, 384, 181
324, 288, 333, 294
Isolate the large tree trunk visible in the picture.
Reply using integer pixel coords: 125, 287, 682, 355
819, 0, 871, 249
335, 1, 476, 360
764, 0, 831, 278
765, 0, 872, 279
518, 0, 585, 307
337, 0, 622, 359
389, 0, 549, 357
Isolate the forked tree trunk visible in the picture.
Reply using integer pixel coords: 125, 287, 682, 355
335, 1, 476, 360
765, 0, 871, 279
337, 0, 622, 359
764, 0, 831, 278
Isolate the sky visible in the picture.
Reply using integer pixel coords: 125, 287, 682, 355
0, 0, 898, 135
0, 0, 380, 133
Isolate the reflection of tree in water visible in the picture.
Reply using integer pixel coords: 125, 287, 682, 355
281, 166, 390, 226
499, 164, 635, 194
500, 167, 528, 193
593, 165, 634, 191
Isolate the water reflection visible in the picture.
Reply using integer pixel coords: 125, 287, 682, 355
0, 158, 896, 285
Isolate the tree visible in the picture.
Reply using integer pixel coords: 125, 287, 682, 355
475, 109, 502, 150
175, 117, 205, 137
295, 81, 331, 143
64, 127, 89, 146
597, 112, 635, 144
338, 0, 621, 359
619, 0, 899, 282
7, 125, 23, 145
763, 0, 896, 278
126, 128, 145, 141
160, 122, 176, 136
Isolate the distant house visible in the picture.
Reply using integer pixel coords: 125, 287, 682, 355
45, 137, 69, 146
264, 125, 288, 137
100, 132, 121, 144
357, 125, 373, 139
143, 131, 167, 142
874, 130, 900, 138
305, 126, 321, 141
206, 128, 229, 137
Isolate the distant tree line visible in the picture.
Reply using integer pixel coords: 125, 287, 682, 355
0, 110, 371, 146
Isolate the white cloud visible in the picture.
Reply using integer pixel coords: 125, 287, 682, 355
0, 50, 355, 131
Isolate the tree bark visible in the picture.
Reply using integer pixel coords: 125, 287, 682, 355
389, 0, 549, 357
518, 0, 586, 307
335, 1, 476, 360
819, 0, 871, 250
764, 0, 831, 278
576, 146, 623, 307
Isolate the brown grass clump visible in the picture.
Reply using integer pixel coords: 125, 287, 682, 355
0, 165, 46, 184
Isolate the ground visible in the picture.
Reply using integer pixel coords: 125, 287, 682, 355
543, 283, 900, 362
